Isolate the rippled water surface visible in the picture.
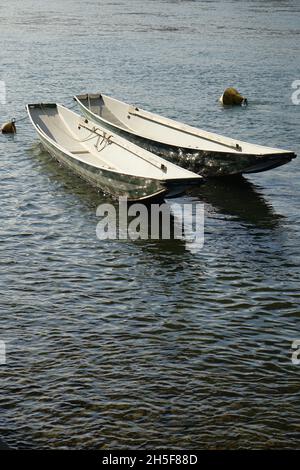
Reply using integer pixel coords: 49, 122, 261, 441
1, 0, 300, 450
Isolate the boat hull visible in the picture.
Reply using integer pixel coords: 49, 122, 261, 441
76, 97, 296, 178
37, 133, 198, 201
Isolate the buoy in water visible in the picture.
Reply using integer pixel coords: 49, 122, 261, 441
220, 88, 248, 106
1, 119, 16, 134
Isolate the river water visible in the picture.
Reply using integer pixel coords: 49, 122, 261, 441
0, 0, 300, 449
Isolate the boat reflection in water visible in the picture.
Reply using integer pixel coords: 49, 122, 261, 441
28, 142, 202, 254
187, 176, 283, 229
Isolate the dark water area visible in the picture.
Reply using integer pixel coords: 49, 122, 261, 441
0, 0, 300, 449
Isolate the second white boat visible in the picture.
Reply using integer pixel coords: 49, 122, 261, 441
74, 93, 297, 177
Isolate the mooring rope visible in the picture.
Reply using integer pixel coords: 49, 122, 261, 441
3, 93, 78, 128
79, 122, 167, 172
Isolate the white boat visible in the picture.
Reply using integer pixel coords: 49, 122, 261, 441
26, 103, 204, 201
74, 93, 297, 177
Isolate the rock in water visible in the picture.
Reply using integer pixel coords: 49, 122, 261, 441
220, 88, 248, 106
1, 120, 16, 134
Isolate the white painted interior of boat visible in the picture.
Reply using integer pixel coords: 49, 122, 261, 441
27, 104, 203, 182
76, 94, 293, 156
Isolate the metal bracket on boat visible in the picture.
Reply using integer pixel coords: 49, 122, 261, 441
128, 106, 139, 118
78, 121, 113, 151
94, 132, 113, 152
236, 143, 242, 151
